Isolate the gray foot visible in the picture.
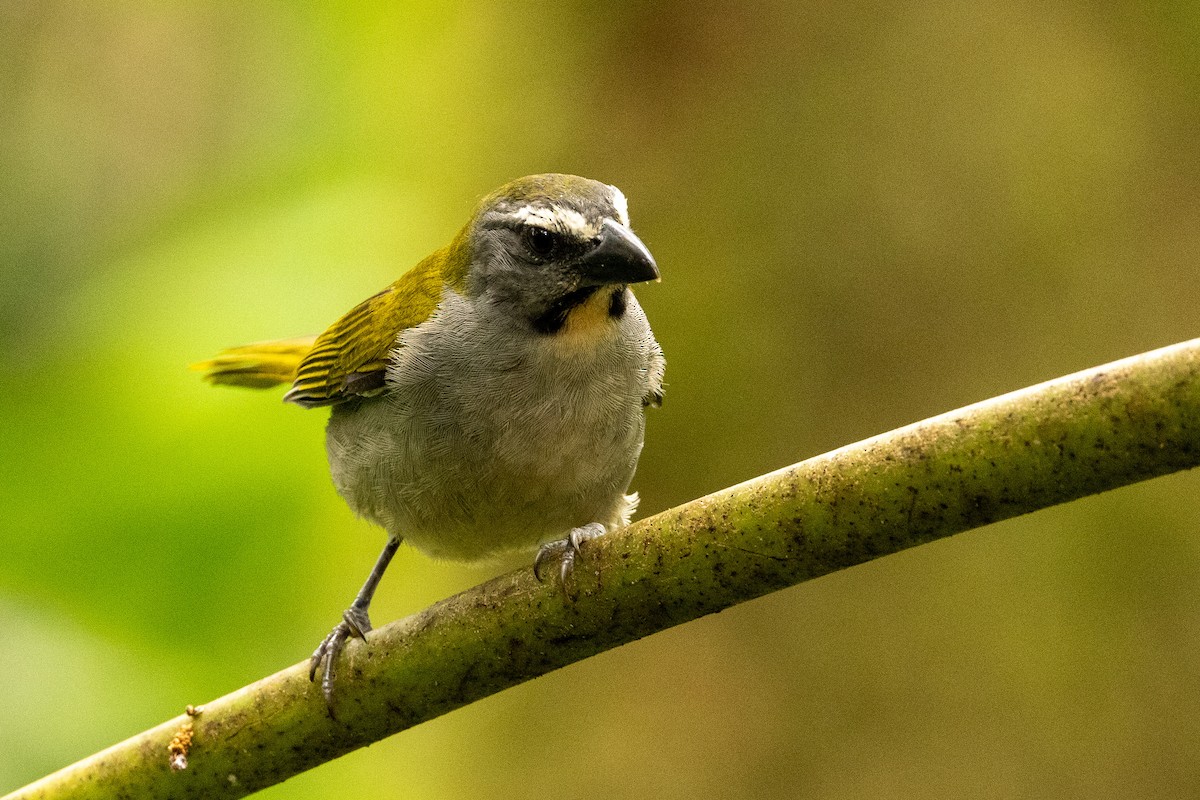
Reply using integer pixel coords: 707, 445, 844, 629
534, 522, 607, 584
309, 605, 373, 711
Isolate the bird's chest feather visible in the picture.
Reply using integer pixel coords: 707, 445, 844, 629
325, 290, 653, 556
387, 292, 647, 489
467, 356, 641, 486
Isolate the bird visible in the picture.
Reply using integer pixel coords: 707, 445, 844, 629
193, 174, 665, 707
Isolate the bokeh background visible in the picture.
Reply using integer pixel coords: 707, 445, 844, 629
2, 2, 1199, 797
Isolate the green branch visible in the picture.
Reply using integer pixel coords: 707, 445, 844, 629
8, 339, 1200, 800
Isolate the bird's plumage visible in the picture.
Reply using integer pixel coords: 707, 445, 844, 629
326, 283, 661, 558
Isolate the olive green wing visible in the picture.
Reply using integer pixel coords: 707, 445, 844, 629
284, 251, 448, 408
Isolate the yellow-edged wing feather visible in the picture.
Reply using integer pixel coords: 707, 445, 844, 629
282, 248, 451, 408
191, 336, 318, 388
195, 223, 469, 406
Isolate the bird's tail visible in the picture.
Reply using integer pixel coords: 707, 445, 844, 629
191, 336, 318, 390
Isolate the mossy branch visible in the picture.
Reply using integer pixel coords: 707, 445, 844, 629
8, 339, 1200, 800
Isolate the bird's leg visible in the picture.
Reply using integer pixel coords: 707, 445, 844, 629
534, 522, 607, 585
309, 536, 401, 709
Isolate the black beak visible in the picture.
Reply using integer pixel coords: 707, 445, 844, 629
577, 219, 660, 287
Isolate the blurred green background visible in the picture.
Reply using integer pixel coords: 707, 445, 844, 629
2, 2, 1199, 798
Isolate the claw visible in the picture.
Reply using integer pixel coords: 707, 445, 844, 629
560, 544, 575, 585
533, 540, 565, 582
534, 523, 607, 585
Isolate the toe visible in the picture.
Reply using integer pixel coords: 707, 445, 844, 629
309, 625, 340, 682
319, 625, 350, 709
309, 619, 356, 712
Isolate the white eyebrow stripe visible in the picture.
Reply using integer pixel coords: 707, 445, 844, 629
513, 204, 598, 237
608, 185, 630, 227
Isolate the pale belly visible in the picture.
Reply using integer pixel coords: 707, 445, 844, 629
324, 372, 645, 560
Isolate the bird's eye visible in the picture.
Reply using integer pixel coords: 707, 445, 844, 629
523, 226, 557, 259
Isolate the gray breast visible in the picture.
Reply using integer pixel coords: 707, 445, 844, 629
324, 288, 659, 561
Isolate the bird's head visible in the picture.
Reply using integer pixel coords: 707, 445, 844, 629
449, 174, 659, 335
